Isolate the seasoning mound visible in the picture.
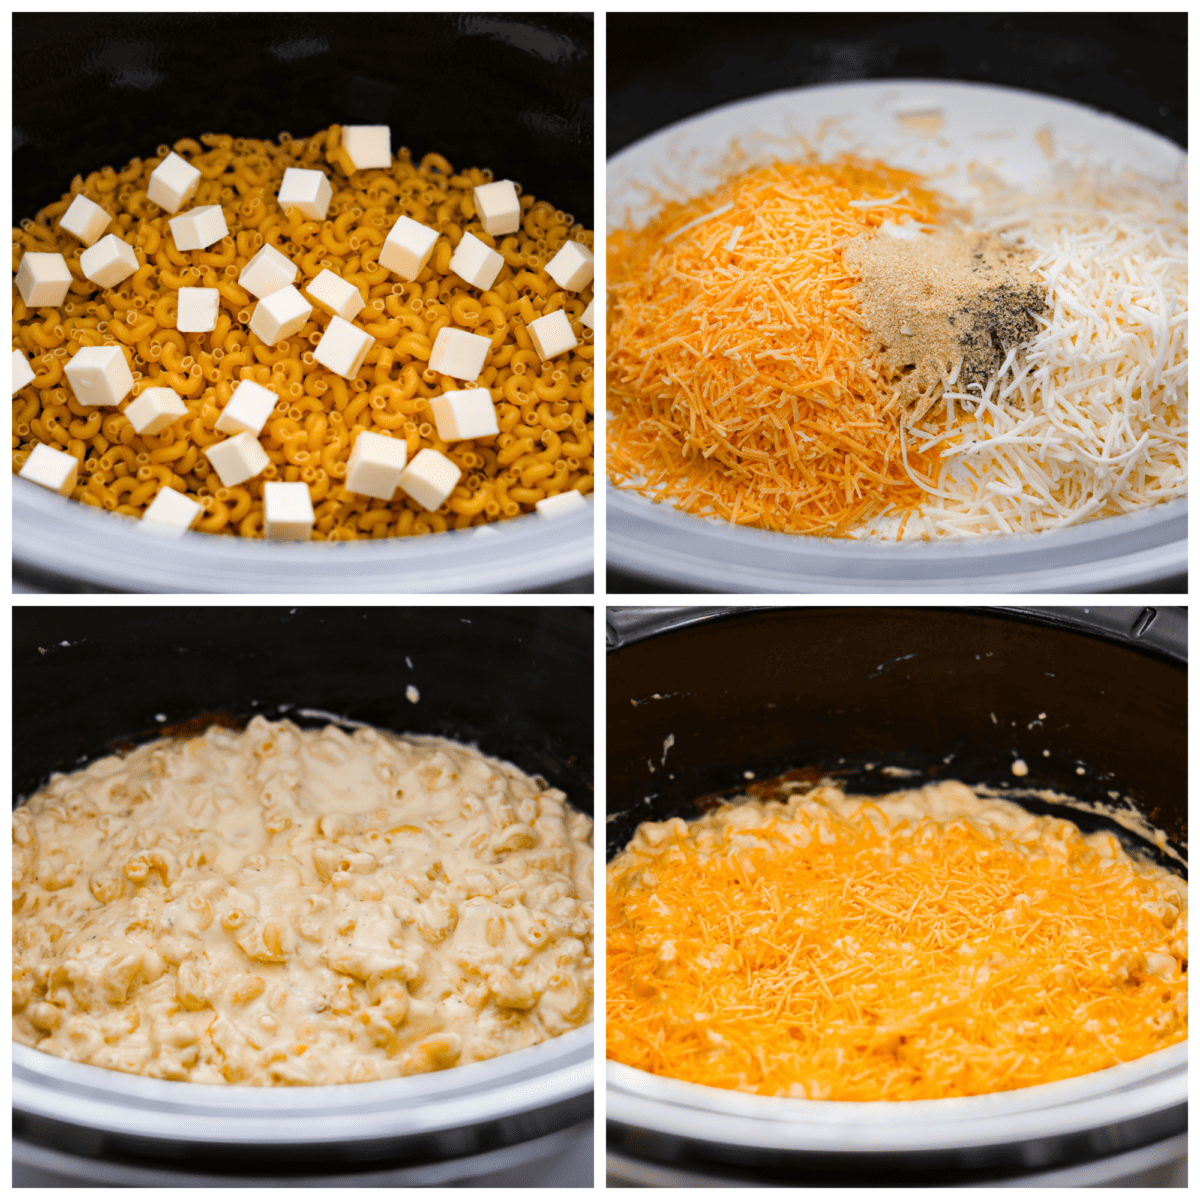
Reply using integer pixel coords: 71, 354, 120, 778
842, 225, 1046, 424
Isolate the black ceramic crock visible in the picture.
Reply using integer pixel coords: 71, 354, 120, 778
605, 605, 1185, 1185
15, 13, 592, 227
16, 605, 593, 814
13, 605, 592, 1183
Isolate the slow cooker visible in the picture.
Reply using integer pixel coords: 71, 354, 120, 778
13, 14, 593, 593
605, 41, 1187, 593
606, 605, 1186, 1186
13, 606, 594, 1186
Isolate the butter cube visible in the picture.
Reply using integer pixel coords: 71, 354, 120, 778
169, 205, 229, 252
124, 386, 188, 435
80, 234, 139, 289
141, 487, 202, 535
545, 240, 594, 291
13, 350, 36, 394
449, 232, 504, 291
263, 481, 315, 540
19, 442, 78, 496
64, 345, 134, 407
536, 490, 589, 519
345, 429, 408, 500
527, 309, 577, 361
304, 269, 365, 321
342, 125, 392, 171
249, 285, 312, 346
205, 430, 270, 486
147, 151, 201, 214
380, 215, 439, 281
473, 180, 521, 237
60, 194, 111, 247
277, 167, 333, 221
429, 388, 499, 441
215, 379, 280, 437
16, 252, 73, 307
429, 327, 490, 382
176, 287, 220, 333
397, 448, 461, 511
313, 315, 374, 379
580, 299, 595, 330
238, 243, 297, 299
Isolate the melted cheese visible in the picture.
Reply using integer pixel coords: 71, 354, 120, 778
607, 780, 1186, 1101
13, 717, 593, 1086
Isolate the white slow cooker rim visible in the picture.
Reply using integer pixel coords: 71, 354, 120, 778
13, 480, 593, 593
14, 1022, 593, 1144
607, 1040, 1186, 1151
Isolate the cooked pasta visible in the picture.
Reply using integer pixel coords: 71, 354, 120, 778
12, 127, 594, 539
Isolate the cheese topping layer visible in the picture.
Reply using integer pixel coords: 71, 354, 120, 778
607, 780, 1185, 1100
14, 717, 593, 1085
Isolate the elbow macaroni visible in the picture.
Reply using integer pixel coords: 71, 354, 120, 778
13, 717, 593, 1085
12, 128, 595, 538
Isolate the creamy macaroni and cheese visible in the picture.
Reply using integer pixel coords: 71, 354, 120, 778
608, 779, 1186, 1100
14, 716, 593, 1085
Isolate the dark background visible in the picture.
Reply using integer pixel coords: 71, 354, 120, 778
607, 13, 1186, 594
14, 13, 593, 226
608, 13, 1185, 156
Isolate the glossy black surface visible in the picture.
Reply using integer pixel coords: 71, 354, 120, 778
15, 13, 592, 226
15, 606, 593, 816
607, 607, 1184, 866
609, 14, 1185, 156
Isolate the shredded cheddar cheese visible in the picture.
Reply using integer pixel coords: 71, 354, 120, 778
607, 781, 1187, 1101
607, 159, 948, 535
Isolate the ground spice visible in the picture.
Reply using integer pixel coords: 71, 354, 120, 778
842, 224, 1046, 423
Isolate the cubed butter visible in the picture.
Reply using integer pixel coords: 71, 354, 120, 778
429, 388, 499, 441
147, 151, 201, 214
205, 430, 270, 486
341, 126, 392, 171
80, 234, 139, 289
215, 379, 280, 437
169, 205, 229, 252
545, 240, 594, 291
313, 315, 374, 379
580, 299, 595, 330
64, 345, 134, 407
176, 287, 221, 333
59, 194, 111, 247
263, 481, 315, 540
344, 429, 408, 500
449, 231, 504, 291
527, 309, 578, 361
249, 285, 312, 346
19, 442, 78, 496
238, 243, 297, 299
277, 167, 333, 221
141, 487, 202, 535
13, 350, 36, 394
473, 180, 521, 237
16, 252, 73, 307
536, 490, 589, 519
379, 215, 439, 281
397, 448, 461, 511
304, 269, 365, 321
124, 386, 188, 435
429, 326, 491, 382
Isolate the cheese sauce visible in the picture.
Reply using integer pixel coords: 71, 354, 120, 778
14, 716, 593, 1085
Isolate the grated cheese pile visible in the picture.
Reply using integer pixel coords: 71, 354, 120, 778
607, 159, 946, 535
900, 169, 1188, 537
607, 781, 1187, 1101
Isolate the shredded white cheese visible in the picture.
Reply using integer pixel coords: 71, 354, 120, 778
901, 167, 1187, 537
